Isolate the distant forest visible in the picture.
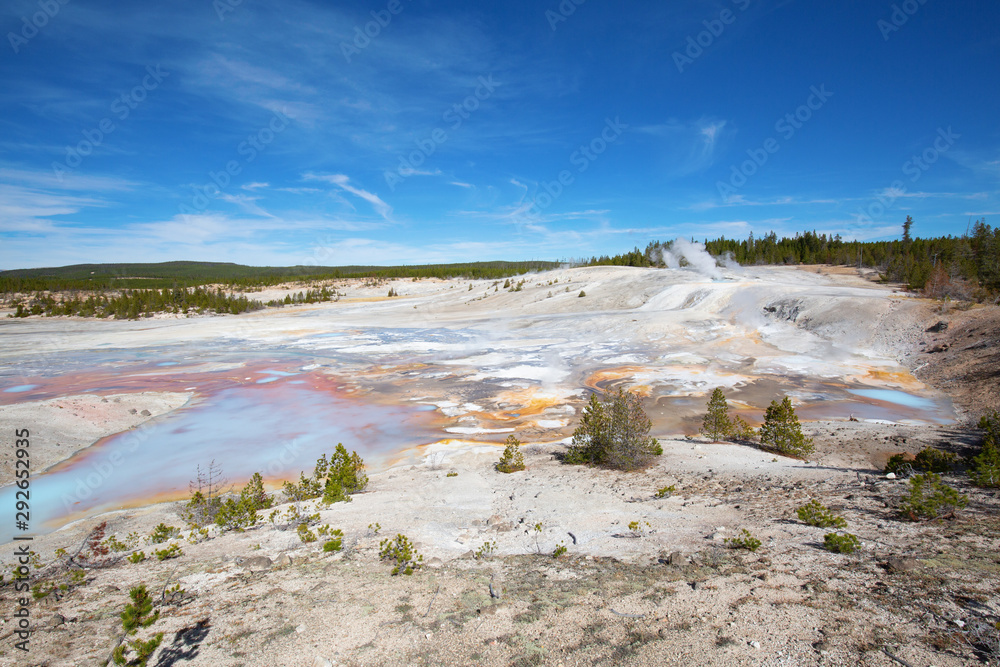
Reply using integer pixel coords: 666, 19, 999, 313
0, 260, 562, 293
587, 218, 999, 301
0, 261, 560, 319
3, 219, 997, 319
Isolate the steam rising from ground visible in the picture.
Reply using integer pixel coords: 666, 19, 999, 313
660, 238, 725, 280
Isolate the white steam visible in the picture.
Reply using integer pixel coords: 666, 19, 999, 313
660, 238, 725, 280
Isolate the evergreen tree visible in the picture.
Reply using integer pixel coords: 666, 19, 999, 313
701, 387, 732, 441
565, 388, 661, 470
970, 411, 1000, 488
759, 396, 814, 457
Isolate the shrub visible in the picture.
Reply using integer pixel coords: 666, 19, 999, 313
323, 530, 344, 553
758, 396, 814, 457
701, 387, 732, 441
474, 540, 497, 560
379, 534, 423, 575
553, 542, 567, 558
564, 388, 662, 471
496, 435, 525, 473
724, 528, 761, 552
627, 520, 650, 537
796, 499, 847, 528
446, 471, 458, 477
913, 447, 956, 473
899, 472, 968, 521
578, 290, 586, 298
283, 444, 368, 505
111, 584, 163, 667
884, 453, 915, 476
128, 551, 146, 564
654, 484, 676, 499
297, 523, 318, 543
150, 524, 179, 544
823, 532, 860, 554
154, 544, 182, 561
970, 411, 1000, 488
215, 473, 273, 531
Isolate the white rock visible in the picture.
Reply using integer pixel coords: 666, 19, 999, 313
886, 472, 896, 480
749, 640, 760, 649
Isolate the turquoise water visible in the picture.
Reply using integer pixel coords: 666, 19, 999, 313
0, 375, 439, 541
847, 389, 938, 411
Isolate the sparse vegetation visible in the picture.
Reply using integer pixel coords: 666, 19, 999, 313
823, 532, 860, 553
297, 523, 318, 543
127, 551, 146, 564
627, 520, 651, 537
323, 529, 344, 553
796, 499, 847, 528
379, 534, 423, 575
474, 540, 497, 560
654, 484, 676, 499
553, 542, 568, 558
970, 411, 1000, 488
898, 472, 968, 521
758, 396, 814, 457
887, 447, 957, 476
215, 472, 274, 531
724, 529, 761, 552
495, 434, 525, 473
282, 444, 368, 504
564, 388, 662, 471
153, 544, 182, 561
149, 524, 179, 544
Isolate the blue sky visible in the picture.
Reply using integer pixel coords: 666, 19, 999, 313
1, 0, 998, 269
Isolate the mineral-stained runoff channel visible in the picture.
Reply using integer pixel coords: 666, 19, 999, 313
0, 265, 954, 541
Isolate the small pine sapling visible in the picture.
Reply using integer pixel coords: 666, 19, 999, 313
111, 584, 163, 667
796, 499, 847, 528
495, 435, 525, 473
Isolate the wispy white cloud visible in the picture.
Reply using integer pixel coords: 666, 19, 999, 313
303, 173, 393, 221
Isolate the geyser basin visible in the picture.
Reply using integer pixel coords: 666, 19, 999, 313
0, 265, 956, 542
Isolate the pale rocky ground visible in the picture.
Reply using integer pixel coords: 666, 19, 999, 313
0, 265, 998, 666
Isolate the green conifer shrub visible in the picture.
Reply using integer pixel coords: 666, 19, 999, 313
758, 396, 814, 457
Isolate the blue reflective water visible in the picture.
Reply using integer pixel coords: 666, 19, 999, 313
0, 378, 439, 541
847, 389, 938, 410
